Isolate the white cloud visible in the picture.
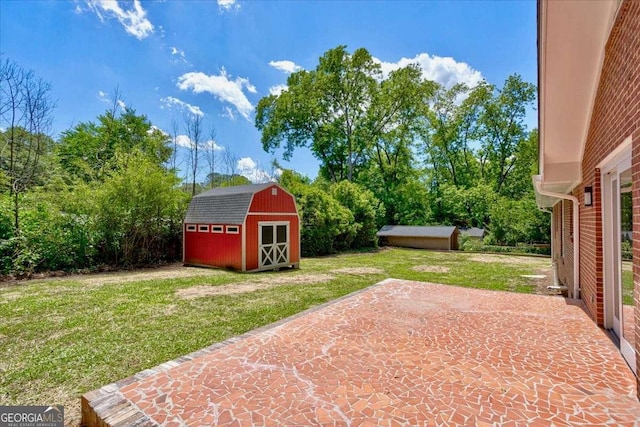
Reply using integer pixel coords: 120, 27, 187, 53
171, 46, 185, 58
169, 46, 189, 65
177, 69, 254, 120
237, 157, 281, 183
220, 106, 236, 121
160, 96, 204, 117
373, 53, 483, 88
174, 134, 193, 148
237, 77, 257, 94
85, 0, 154, 40
269, 60, 302, 74
97, 90, 126, 110
269, 84, 287, 96
218, 0, 239, 12
202, 139, 224, 151
147, 125, 169, 136
173, 134, 224, 151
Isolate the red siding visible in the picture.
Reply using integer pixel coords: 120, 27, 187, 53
245, 185, 300, 271
183, 184, 300, 272
248, 185, 297, 214
184, 224, 243, 270
245, 214, 300, 271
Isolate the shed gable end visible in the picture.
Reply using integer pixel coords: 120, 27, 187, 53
248, 185, 298, 214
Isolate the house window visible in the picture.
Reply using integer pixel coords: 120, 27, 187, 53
198, 225, 209, 232
226, 226, 239, 234
186, 224, 196, 232
272, 187, 278, 196
211, 225, 223, 233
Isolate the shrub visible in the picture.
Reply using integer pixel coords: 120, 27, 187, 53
330, 181, 383, 249
0, 192, 98, 274
298, 187, 356, 256
89, 152, 188, 265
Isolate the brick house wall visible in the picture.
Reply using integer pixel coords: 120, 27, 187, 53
577, 0, 639, 395
552, 200, 575, 296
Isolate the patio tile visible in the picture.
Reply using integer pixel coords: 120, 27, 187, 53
83, 279, 640, 425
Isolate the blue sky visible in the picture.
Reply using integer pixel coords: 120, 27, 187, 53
0, 0, 537, 182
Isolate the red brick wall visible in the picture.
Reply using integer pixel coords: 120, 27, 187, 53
552, 200, 575, 296
633, 128, 640, 396
577, 175, 603, 323
579, 0, 639, 395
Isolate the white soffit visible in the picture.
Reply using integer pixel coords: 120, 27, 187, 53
539, 0, 619, 192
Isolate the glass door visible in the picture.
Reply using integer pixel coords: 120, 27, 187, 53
603, 154, 635, 373
619, 168, 634, 365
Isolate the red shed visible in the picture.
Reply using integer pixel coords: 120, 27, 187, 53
183, 183, 300, 272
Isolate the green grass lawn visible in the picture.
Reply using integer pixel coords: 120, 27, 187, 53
623, 268, 634, 306
0, 248, 551, 425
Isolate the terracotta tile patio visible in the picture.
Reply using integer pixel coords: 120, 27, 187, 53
82, 279, 640, 426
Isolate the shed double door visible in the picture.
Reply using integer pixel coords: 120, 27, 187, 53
259, 222, 289, 268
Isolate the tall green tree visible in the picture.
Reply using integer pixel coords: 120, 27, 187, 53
423, 82, 490, 189
256, 46, 379, 182
365, 66, 437, 222
256, 46, 433, 183
478, 74, 536, 195
499, 128, 539, 198
57, 107, 172, 182
0, 58, 55, 232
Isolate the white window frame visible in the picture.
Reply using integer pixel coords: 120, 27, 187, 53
198, 225, 209, 233
226, 225, 239, 234
211, 225, 223, 234
186, 224, 196, 232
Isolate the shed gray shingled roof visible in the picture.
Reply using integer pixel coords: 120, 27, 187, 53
184, 183, 274, 225
461, 227, 485, 238
376, 225, 457, 238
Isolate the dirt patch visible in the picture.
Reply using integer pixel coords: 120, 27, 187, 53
412, 265, 450, 273
64, 398, 81, 427
331, 267, 385, 275
44, 326, 83, 343
0, 291, 23, 301
519, 267, 555, 295
469, 254, 541, 265
177, 273, 335, 299
0, 264, 224, 289
177, 283, 263, 299
161, 304, 177, 316
82, 266, 224, 287
264, 273, 335, 286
